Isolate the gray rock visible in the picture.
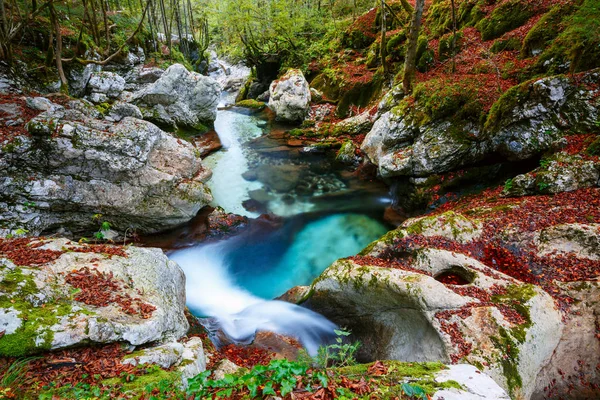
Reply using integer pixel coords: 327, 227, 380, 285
87, 71, 126, 98
135, 64, 221, 129
433, 364, 510, 400
0, 239, 189, 356
26, 97, 55, 111
504, 153, 600, 196
268, 69, 311, 122
0, 104, 212, 235
108, 102, 143, 122
335, 141, 359, 165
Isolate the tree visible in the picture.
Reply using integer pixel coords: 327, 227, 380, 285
402, 0, 425, 94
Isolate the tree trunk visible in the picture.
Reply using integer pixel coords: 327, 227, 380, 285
49, 3, 69, 94
402, 0, 425, 94
380, 0, 388, 75
450, 0, 457, 73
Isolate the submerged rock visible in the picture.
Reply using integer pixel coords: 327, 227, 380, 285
0, 102, 212, 236
0, 238, 188, 357
134, 63, 221, 130
268, 69, 311, 123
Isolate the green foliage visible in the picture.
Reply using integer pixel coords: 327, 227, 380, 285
426, 0, 486, 37
438, 31, 463, 61
504, 178, 514, 192
401, 382, 428, 399
313, 329, 360, 368
0, 357, 40, 396
186, 359, 311, 399
476, 0, 534, 41
586, 136, 600, 156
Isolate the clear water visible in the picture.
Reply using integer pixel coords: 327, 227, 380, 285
163, 90, 391, 352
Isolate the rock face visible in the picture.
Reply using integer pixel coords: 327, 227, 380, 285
123, 337, 207, 388
362, 72, 599, 180
269, 69, 311, 123
298, 205, 600, 400
87, 71, 126, 103
135, 63, 221, 130
0, 99, 212, 236
0, 238, 189, 356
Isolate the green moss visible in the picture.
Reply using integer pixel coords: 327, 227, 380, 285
0, 268, 57, 356
337, 361, 461, 395
484, 79, 534, 133
413, 77, 484, 123
490, 37, 522, 53
427, 0, 486, 37
586, 136, 600, 156
521, 4, 575, 57
235, 99, 266, 111
535, 0, 600, 73
438, 31, 463, 61
94, 102, 111, 115
491, 326, 523, 397
476, 0, 535, 41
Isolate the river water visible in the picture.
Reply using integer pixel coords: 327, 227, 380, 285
157, 89, 392, 353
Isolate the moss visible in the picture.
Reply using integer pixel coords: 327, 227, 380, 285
427, 0, 486, 37
94, 102, 111, 116
476, 0, 535, 41
521, 4, 575, 57
438, 31, 463, 61
491, 326, 523, 397
586, 136, 600, 156
484, 79, 534, 133
490, 37, 522, 53
235, 99, 266, 111
0, 268, 58, 356
413, 77, 484, 123
535, 0, 599, 73
337, 361, 461, 395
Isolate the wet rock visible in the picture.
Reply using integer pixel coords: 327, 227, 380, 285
248, 188, 273, 203
1, 103, 212, 236
336, 141, 360, 165
268, 69, 311, 123
0, 238, 189, 356
194, 131, 223, 158
241, 169, 258, 181
256, 164, 304, 193
134, 64, 221, 130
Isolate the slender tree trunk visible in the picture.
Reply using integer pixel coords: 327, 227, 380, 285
450, 0, 457, 73
402, 0, 425, 94
49, 3, 69, 94
380, 0, 388, 75
101, 0, 111, 50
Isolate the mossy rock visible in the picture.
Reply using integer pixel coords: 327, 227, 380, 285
490, 37, 522, 53
483, 79, 534, 133
476, 0, 535, 41
521, 3, 576, 57
426, 0, 486, 37
534, 0, 600, 73
438, 31, 463, 61
586, 135, 600, 156
235, 99, 266, 111
413, 77, 484, 123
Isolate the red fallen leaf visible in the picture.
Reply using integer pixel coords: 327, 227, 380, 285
0, 330, 4, 339
367, 360, 388, 376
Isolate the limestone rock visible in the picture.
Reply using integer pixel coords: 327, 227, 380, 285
107, 102, 143, 122
269, 69, 311, 123
87, 71, 126, 100
212, 359, 240, 380
135, 64, 221, 130
0, 239, 189, 356
0, 102, 212, 236
433, 364, 510, 400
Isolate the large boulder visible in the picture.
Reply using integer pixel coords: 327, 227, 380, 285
269, 69, 311, 123
362, 71, 599, 180
0, 238, 189, 357
135, 64, 221, 131
297, 199, 600, 399
0, 100, 212, 236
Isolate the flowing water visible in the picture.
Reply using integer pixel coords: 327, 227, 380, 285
154, 81, 392, 353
